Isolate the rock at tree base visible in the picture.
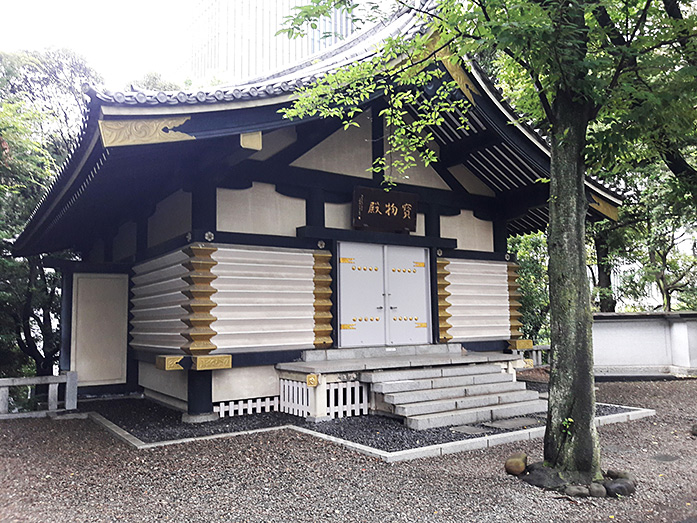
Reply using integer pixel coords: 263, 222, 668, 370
565, 485, 590, 497
604, 478, 636, 498
520, 463, 566, 490
505, 453, 528, 476
606, 470, 638, 488
589, 483, 607, 497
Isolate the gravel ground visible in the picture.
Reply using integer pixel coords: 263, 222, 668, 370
81, 397, 626, 451
1, 379, 696, 522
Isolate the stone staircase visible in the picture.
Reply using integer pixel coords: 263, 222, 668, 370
276, 343, 547, 429
362, 363, 546, 430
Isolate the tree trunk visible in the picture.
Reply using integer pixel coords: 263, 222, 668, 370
594, 230, 616, 312
544, 89, 601, 481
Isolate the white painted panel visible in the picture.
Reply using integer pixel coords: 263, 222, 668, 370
449, 164, 496, 197
338, 243, 431, 347
216, 183, 305, 236
413, 213, 426, 237
71, 273, 129, 386
210, 245, 317, 350
138, 361, 187, 401
248, 126, 297, 161
212, 366, 279, 402
440, 210, 494, 252
291, 112, 373, 178
325, 202, 352, 229
397, 157, 450, 190
338, 243, 386, 347
148, 190, 192, 248
444, 259, 510, 341
385, 245, 431, 345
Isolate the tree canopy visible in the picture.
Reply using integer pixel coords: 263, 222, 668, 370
0, 50, 100, 380
282, 0, 697, 479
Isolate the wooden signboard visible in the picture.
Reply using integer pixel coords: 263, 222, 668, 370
352, 187, 418, 232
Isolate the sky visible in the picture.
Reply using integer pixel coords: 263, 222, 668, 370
1, 1, 188, 89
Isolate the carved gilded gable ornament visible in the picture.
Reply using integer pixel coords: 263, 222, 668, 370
98, 116, 195, 147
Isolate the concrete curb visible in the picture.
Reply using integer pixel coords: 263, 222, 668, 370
85, 404, 656, 462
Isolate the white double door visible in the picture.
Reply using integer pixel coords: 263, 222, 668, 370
338, 242, 431, 347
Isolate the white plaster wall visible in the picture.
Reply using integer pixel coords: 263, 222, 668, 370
449, 164, 495, 197
444, 259, 510, 341
593, 320, 671, 368
138, 361, 188, 401
593, 315, 697, 375
212, 365, 279, 402
291, 112, 373, 178
687, 322, 697, 368
414, 213, 425, 236
249, 127, 297, 161
395, 150, 451, 190
440, 211, 494, 251
113, 221, 137, 262
216, 183, 306, 237
325, 202, 352, 229
71, 273, 129, 386
148, 190, 192, 248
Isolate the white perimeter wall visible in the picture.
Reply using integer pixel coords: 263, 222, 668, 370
444, 259, 510, 342
593, 315, 697, 376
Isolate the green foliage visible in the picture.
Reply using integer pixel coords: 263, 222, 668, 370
0, 102, 56, 206
613, 163, 697, 311
0, 50, 99, 378
279, 0, 697, 475
561, 417, 574, 436
508, 232, 550, 343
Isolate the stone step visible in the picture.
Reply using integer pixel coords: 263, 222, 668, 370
360, 363, 505, 384
302, 343, 463, 362
381, 377, 523, 405
370, 366, 508, 393
405, 399, 548, 430
394, 389, 540, 417
277, 352, 521, 374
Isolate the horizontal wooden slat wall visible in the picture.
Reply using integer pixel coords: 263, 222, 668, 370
443, 259, 511, 341
131, 250, 189, 352
210, 245, 321, 351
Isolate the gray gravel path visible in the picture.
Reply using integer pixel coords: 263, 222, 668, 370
1, 379, 696, 522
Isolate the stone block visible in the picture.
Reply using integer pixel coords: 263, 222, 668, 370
440, 438, 488, 455
472, 372, 512, 385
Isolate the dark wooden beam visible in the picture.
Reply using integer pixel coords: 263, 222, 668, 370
439, 130, 503, 167
498, 182, 550, 221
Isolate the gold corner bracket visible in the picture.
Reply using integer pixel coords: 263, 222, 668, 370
155, 355, 185, 371
99, 116, 195, 147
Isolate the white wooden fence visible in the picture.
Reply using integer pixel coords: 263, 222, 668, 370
325, 381, 370, 418
279, 379, 369, 419
214, 396, 280, 418
214, 380, 371, 419
0, 371, 78, 419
